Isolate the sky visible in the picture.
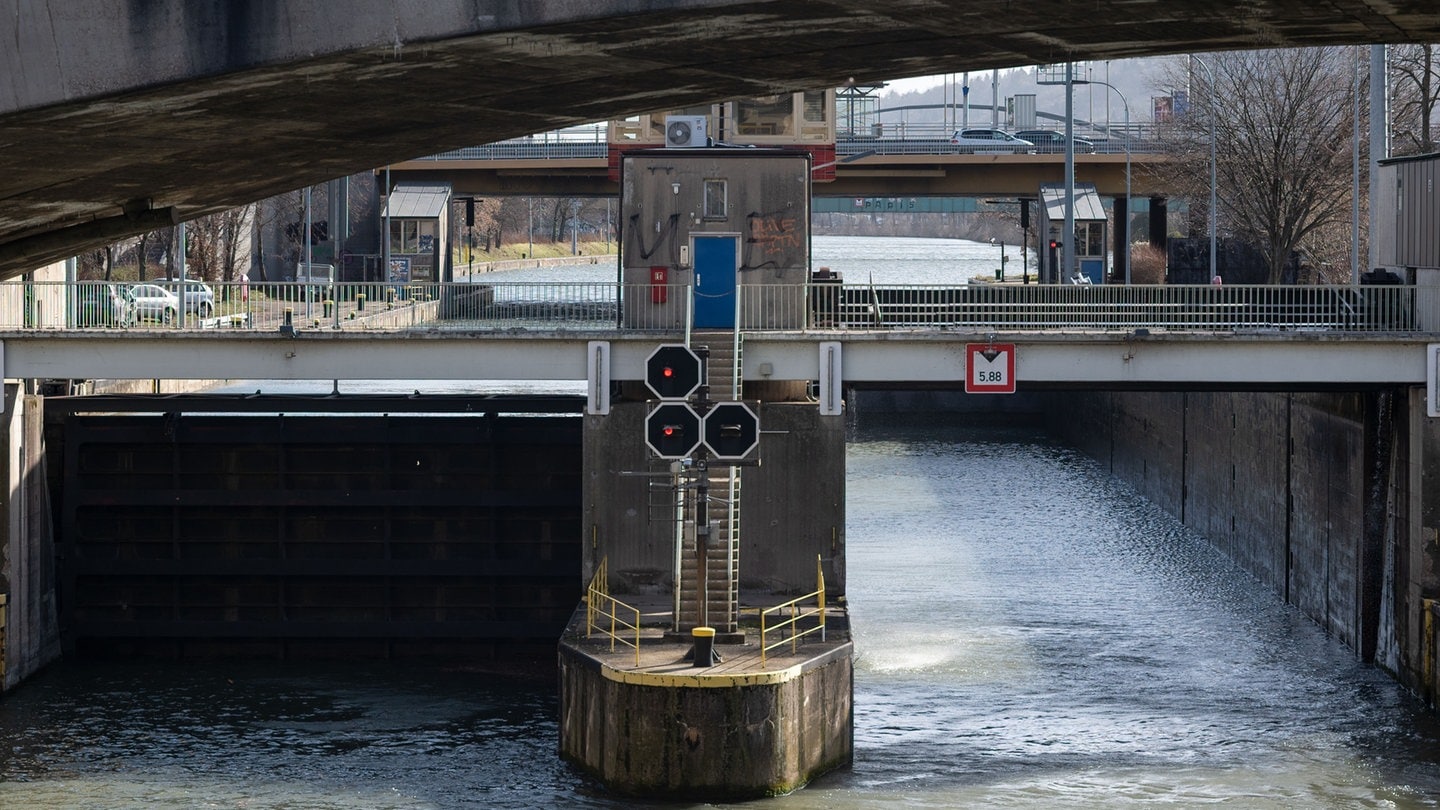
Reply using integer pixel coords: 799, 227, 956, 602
879, 75, 949, 95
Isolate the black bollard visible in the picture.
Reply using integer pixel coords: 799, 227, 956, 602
691, 626, 717, 668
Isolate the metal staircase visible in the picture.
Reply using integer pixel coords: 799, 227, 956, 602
674, 331, 742, 634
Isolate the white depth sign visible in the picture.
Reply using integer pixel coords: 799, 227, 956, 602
965, 343, 1016, 394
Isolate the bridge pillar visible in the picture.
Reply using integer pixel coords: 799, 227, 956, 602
1113, 196, 1129, 282
1148, 197, 1168, 253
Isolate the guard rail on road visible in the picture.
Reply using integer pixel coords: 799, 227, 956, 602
0, 280, 1428, 334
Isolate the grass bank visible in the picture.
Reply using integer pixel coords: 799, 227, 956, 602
461, 240, 617, 262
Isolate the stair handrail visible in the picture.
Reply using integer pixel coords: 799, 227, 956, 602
585, 557, 642, 667
758, 555, 827, 667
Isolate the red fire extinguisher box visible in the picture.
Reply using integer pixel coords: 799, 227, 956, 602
650, 265, 668, 304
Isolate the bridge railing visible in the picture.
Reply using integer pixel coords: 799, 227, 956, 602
0, 280, 1428, 334
745, 282, 1425, 333
0, 280, 693, 333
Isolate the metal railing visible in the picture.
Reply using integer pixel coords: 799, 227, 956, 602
745, 282, 1424, 333
759, 555, 827, 667
585, 558, 642, 667
1, 279, 1427, 335
0, 280, 695, 334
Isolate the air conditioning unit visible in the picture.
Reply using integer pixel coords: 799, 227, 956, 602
664, 115, 708, 148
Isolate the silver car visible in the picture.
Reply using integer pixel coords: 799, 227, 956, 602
130, 283, 180, 324
159, 278, 216, 316
948, 129, 1035, 154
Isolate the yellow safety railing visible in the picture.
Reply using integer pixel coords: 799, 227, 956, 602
759, 555, 827, 667
585, 558, 642, 667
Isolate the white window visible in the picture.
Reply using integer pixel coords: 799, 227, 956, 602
704, 180, 727, 219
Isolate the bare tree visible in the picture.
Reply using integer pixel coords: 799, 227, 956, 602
1391, 44, 1440, 156
182, 204, 255, 285
1157, 48, 1359, 283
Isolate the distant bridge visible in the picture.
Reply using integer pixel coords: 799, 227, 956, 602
386, 136, 1166, 199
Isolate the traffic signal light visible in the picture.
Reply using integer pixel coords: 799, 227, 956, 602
645, 344, 703, 400
703, 402, 760, 460
645, 403, 701, 459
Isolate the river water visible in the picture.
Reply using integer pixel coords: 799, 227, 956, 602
3, 237, 1440, 808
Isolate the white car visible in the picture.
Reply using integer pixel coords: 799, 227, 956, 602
948, 129, 1035, 153
129, 283, 180, 324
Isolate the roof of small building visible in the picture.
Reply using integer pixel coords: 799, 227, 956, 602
383, 183, 451, 219
1039, 182, 1106, 222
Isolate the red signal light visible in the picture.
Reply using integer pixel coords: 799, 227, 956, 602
663, 425, 676, 437
663, 367, 674, 378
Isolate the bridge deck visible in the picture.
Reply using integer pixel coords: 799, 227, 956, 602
0, 280, 1434, 386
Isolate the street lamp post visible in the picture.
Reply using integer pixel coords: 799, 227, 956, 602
1192, 57, 1219, 283
990, 237, 1008, 281
1076, 78, 1131, 283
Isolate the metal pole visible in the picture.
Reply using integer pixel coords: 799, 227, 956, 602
1083, 80, 1131, 284
304, 185, 313, 320
1352, 46, 1362, 283
672, 463, 685, 632
528, 198, 534, 258
65, 256, 76, 328
991, 68, 999, 128
1369, 44, 1388, 273
382, 167, 391, 287
962, 72, 970, 129
176, 221, 187, 328
1063, 62, 1076, 283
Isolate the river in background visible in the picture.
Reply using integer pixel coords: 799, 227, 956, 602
3, 237, 1440, 808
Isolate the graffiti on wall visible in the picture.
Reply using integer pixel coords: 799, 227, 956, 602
744, 209, 802, 269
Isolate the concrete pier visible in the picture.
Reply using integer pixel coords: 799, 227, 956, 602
558, 599, 853, 799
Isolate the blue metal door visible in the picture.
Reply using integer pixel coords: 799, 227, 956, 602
693, 235, 738, 328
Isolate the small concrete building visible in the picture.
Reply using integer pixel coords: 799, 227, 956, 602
619, 149, 812, 330
1374, 152, 1439, 330
383, 183, 452, 284
1038, 182, 1108, 284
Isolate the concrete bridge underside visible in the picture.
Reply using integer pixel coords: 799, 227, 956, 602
2, 0, 1438, 279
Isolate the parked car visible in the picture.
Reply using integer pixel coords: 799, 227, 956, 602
129, 283, 180, 324
948, 129, 1035, 153
76, 282, 136, 327
1014, 129, 1096, 153
159, 278, 215, 316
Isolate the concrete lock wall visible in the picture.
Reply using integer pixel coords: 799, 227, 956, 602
1046, 390, 1440, 697
1398, 388, 1440, 703
583, 401, 845, 597
1, 387, 61, 690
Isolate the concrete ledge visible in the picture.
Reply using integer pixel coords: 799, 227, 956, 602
597, 640, 851, 689
558, 606, 853, 800
559, 639, 852, 799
